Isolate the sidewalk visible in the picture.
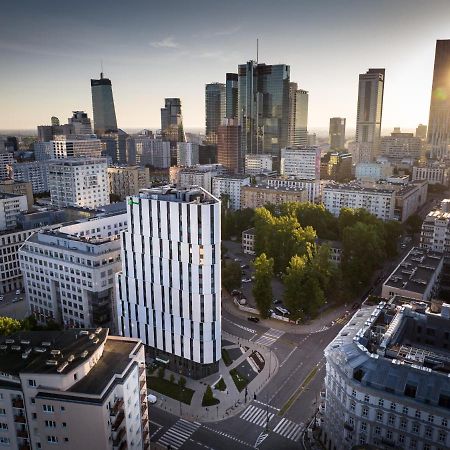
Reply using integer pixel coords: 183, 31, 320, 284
149, 331, 279, 423
222, 294, 350, 335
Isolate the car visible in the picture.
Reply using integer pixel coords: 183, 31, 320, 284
241, 278, 252, 283
275, 306, 290, 315
241, 264, 249, 269
247, 316, 260, 323
231, 289, 242, 296
0, 296, 3, 301
272, 299, 281, 304
15, 290, 21, 295
234, 258, 240, 262
147, 394, 157, 404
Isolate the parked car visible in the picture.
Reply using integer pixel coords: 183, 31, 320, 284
234, 258, 240, 262
241, 264, 249, 269
15, 289, 21, 295
241, 278, 252, 283
275, 306, 290, 315
247, 316, 260, 323
147, 394, 157, 404
231, 289, 242, 296
272, 299, 281, 304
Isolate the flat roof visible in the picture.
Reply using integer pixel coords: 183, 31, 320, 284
243, 184, 305, 193
138, 185, 218, 204
383, 247, 443, 294
324, 183, 395, 195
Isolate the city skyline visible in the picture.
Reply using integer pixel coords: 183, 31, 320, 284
1, 0, 450, 131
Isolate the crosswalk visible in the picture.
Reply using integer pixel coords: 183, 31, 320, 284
272, 417, 304, 442
157, 419, 200, 449
240, 405, 274, 427
255, 328, 284, 347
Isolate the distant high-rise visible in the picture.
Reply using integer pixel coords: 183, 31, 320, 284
293, 88, 308, 146
161, 97, 185, 143
205, 83, 225, 143
238, 61, 290, 161
90, 73, 118, 135
329, 117, 346, 150
416, 123, 427, 140
51, 116, 60, 126
355, 68, 385, 161
217, 119, 241, 173
68, 110, 93, 135
428, 40, 450, 159
226, 73, 238, 119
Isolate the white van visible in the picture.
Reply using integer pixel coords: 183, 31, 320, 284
275, 306, 290, 316
147, 394, 157, 404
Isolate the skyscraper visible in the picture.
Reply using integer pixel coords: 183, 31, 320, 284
329, 117, 346, 150
293, 88, 308, 146
161, 98, 185, 143
116, 186, 221, 379
428, 40, 450, 160
217, 118, 241, 173
68, 110, 93, 135
225, 73, 238, 119
355, 68, 385, 161
238, 61, 290, 161
205, 83, 225, 143
90, 73, 118, 135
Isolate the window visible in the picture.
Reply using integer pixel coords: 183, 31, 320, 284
412, 423, 420, 434
45, 420, 56, 428
425, 427, 433, 438
439, 431, 447, 442
402, 406, 409, 415
364, 394, 370, 403
28, 379, 36, 387
376, 411, 383, 422
388, 415, 395, 426
400, 418, 407, 429
374, 426, 381, 435
428, 414, 434, 423
415, 410, 421, 419
0, 437, 10, 444
47, 436, 58, 443
360, 422, 367, 431
43, 405, 54, 413
386, 430, 392, 440
362, 406, 369, 417
398, 434, 405, 444
0, 409, 5, 416
442, 418, 448, 427
378, 399, 384, 407
390, 402, 396, 411
0, 423, 7, 430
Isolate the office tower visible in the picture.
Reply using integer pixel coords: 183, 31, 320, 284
217, 118, 241, 173
212, 174, 250, 210
0, 193, 28, 231
198, 144, 218, 165
116, 186, 221, 379
321, 152, 353, 182
0, 328, 149, 450
51, 116, 60, 126
107, 166, 150, 200
172, 164, 226, 192
428, 40, 450, 159
161, 98, 185, 143
329, 117, 346, 150
34, 136, 102, 160
307, 133, 317, 146
68, 110, 93, 135
323, 295, 450, 450
49, 158, 109, 208
12, 161, 49, 193
280, 146, 321, 179
20, 212, 127, 328
355, 68, 385, 160
177, 142, 199, 167
205, 83, 226, 143
416, 123, 427, 140
128, 136, 171, 168
0, 150, 14, 180
238, 61, 290, 160
288, 84, 309, 147
91, 72, 118, 135
226, 73, 238, 119
0, 180, 33, 209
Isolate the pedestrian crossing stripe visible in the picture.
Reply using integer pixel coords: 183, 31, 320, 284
158, 418, 200, 449
272, 417, 304, 442
255, 431, 269, 447
240, 405, 274, 427
255, 328, 284, 347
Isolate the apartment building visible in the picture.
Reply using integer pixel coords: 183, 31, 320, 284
266, 177, 320, 203
241, 184, 308, 209
413, 164, 449, 186
420, 200, 450, 254
0, 328, 149, 450
0, 180, 33, 209
107, 166, 150, 200
212, 174, 250, 210
0, 193, 28, 231
34, 136, 102, 160
12, 161, 50, 194
280, 146, 321, 180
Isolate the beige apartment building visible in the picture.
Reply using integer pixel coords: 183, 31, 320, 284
0, 180, 33, 209
241, 184, 307, 209
0, 328, 149, 450
107, 165, 150, 200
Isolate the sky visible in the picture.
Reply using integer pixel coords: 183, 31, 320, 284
1, 0, 450, 133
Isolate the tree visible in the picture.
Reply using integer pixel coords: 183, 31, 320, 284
222, 261, 242, 292
178, 376, 186, 389
384, 220, 403, 257
169, 373, 175, 384
0, 317, 22, 336
404, 214, 423, 234
157, 367, 165, 379
252, 253, 274, 318
202, 384, 218, 406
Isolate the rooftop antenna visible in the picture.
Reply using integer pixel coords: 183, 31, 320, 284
100, 60, 104, 79
256, 38, 259, 64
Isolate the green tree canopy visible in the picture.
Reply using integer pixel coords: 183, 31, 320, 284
0, 317, 22, 336
252, 253, 274, 318
222, 260, 242, 292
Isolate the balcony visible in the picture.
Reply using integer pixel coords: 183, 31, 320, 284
19, 445, 31, 450
112, 427, 126, 447
141, 404, 147, 416
118, 441, 127, 450
140, 379, 146, 390
143, 429, 149, 442
110, 398, 124, 417
14, 415, 26, 424
112, 410, 125, 432
16, 429, 29, 439
139, 365, 145, 378
140, 392, 147, 404
344, 422, 354, 431
12, 398, 24, 409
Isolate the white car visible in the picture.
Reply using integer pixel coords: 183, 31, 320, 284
15, 290, 21, 295
241, 278, 252, 283
147, 394, 157, 404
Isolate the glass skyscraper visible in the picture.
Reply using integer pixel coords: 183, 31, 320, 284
205, 83, 225, 143
238, 61, 290, 164
90, 73, 118, 135
226, 73, 238, 119
161, 98, 185, 144
428, 40, 450, 160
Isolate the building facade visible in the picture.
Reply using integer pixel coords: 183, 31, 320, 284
217, 119, 241, 173
12, 161, 50, 193
177, 142, 200, 167
0, 328, 149, 450
205, 83, 226, 143
225, 73, 238, 119
34, 136, 102, 161
266, 177, 320, 203
0, 180, 33, 209
241, 184, 308, 209
115, 186, 221, 379
380, 132, 422, 162
244, 154, 273, 175
49, 158, 109, 209
107, 166, 150, 200
413, 164, 449, 186
130, 136, 171, 168
212, 174, 250, 210
91, 73, 118, 135
161, 98, 185, 143
288, 83, 309, 147
329, 117, 346, 150
0, 151, 14, 180
280, 146, 321, 180
355, 162, 393, 182
0, 193, 28, 231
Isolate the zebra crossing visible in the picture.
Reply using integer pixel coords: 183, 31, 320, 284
157, 418, 200, 449
240, 405, 274, 427
254, 328, 284, 347
272, 417, 304, 442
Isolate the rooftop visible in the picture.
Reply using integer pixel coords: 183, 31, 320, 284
324, 182, 396, 195
383, 247, 443, 295
243, 184, 305, 193
137, 185, 218, 204
326, 295, 450, 409
0, 192, 26, 200
0, 329, 108, 376
213, 174, 250, 180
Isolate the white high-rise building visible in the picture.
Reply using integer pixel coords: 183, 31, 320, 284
34, 136, 102, 161
49, 158, 109, 209
12, 161, 50, 193
116, 186, 221, 379
212, 174, 250, 210
177, 142, 199, 167
0, 328, 149, 450
0, 193, 28, 231
0, 150, 14, 180
244, 154, 273, 175
280, 146, 321, 179
355, 68, 385, 160
19, 212, 127, 328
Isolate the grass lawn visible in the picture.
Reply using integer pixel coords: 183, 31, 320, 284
147, 377, 194, 405
222, 348, 232, 366
230, 368, 249, 392
215, 377, 227, 391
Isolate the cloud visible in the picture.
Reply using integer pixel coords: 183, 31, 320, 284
150, 36, 179, 49
212, 25, 241, 36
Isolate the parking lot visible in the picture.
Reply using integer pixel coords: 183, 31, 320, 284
0, 289, 27, 320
